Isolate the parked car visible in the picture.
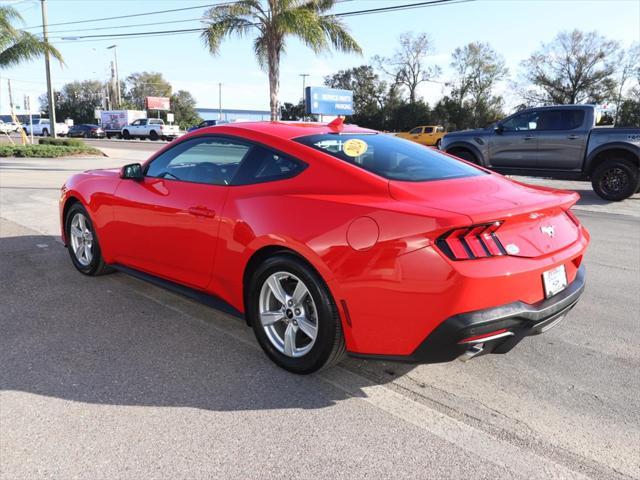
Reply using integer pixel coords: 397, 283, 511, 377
100, 110, 147, 139
396, 125, 446, 148
121, 118, 180, 141
24, 118, 69, 137
188, 119, 228, 132
441, 105, 640, 201
0, 120, 15, 134
60, 119, 589, 373
68, 124, 106, 138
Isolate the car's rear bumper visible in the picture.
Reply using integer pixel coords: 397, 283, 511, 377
348, 264, 585, 364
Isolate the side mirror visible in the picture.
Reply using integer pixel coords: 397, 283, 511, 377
120, 163, 143, 180
494, 124, 504, 134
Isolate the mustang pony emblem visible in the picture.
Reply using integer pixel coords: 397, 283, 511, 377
540, 225, 555, 238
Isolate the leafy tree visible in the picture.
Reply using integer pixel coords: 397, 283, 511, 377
449, 42, 507, 128
201, 0, 361, 121
325, 65, 388, 129
280, 100, 306, 120
0, 5, 63, 69
170, 90, 202, 129
520, 30, 620, 105
57, 80, 105, 123
373, 32, 440, 105
124, 71, 172, 110
616, 97, 640, 127
614, 43, 639, 124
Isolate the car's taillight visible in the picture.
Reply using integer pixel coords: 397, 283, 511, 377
436, 222, 507, 260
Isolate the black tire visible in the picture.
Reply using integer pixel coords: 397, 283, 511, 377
450, 148, 479, 165
122, 130, 130, 140
247, 254, 346, 374
435, 139, 442, 150
83, 132, 89, 138
591, 158, 640, 201
42, 128, 49, 137
65, 203, 113, 276
149, 130, 159, 141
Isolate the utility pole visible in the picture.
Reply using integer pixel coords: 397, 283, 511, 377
218, 82, 222, 120
299, 74, 309, 103
41, 0, 57, 138
107, 45, 120, 108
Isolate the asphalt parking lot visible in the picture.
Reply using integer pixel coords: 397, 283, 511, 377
1, 147, 639, 479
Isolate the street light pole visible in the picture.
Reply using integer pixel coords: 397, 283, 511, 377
107, 45, 120, 108
299, 73, 309, 102
40, 0, 57, 138
218, 82, 222, 120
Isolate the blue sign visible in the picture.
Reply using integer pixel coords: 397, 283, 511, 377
305, 87, 354, 116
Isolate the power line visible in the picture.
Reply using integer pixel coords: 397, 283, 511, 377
49, 0, 472, 42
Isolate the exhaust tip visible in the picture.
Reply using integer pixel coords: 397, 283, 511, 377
459, 343, 484, 362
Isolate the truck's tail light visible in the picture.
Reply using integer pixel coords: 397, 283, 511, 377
436, 222, 506, 260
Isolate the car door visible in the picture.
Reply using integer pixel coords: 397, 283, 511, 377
421, 126, 435, 145
536, 108, 589, 170
110, 135, 251, 289
408, 127, 423, 143
489, 110, 540, 168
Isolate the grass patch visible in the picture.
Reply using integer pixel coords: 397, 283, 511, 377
0, 141, 102, 158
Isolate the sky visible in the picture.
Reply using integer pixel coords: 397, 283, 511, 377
1, 0, 639, 115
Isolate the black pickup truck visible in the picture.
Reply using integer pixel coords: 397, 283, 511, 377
441, 105, 640, 201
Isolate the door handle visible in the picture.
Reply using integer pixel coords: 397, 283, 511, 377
523, 135, 534, 140
187, 206, 216, 218
567, 134, 580, 140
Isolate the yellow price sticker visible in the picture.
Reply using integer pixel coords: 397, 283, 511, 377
342, 139, 368, 157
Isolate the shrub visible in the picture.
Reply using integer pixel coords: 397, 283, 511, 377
0, 143, 102, 158
38, 137, 85, 147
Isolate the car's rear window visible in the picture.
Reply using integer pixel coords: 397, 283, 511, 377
296, 133, 484, 182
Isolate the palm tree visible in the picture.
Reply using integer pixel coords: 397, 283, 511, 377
202, 0, 361, 120
0, 5, 64, 69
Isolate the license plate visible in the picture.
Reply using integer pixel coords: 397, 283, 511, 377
543, 265, 568, 298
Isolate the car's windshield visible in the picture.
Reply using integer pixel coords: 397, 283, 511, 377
296, 133, 484, 182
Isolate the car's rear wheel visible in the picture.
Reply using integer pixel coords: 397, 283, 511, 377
591, 158, 639, 201
65, 203, 112, 276
248, 254, 346, 374
149, 130, 159, 141
435, 139, 442, 150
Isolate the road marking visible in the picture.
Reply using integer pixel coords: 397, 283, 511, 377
133, 280, 588, 480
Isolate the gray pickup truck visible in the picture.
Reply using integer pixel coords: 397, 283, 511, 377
441, 105, 640, 201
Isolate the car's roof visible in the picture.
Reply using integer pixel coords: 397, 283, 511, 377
196, 121, 376, 140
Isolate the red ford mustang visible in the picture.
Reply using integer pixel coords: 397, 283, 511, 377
60, 120, 589, 373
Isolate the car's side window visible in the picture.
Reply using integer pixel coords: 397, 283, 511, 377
232, 145, 306, 185
146, 136, 251, 185
424, 127, 434, 134
409, 127, 423, 134
536, 109, 585, 131
502, 111, 539, 132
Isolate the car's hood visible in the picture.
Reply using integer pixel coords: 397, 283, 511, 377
389, 174, 581, 258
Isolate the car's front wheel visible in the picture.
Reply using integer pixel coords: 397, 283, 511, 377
248, 254, 346, 374
65, 203, 112, 276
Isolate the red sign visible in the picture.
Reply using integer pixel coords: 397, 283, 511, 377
145, 96, 170, 110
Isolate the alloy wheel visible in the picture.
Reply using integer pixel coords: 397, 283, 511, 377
600, 167, 628, 194
69, 212, 93, 267
259, 272, 318, 358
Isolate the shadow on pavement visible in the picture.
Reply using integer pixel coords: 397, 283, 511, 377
0, 231, 416, 412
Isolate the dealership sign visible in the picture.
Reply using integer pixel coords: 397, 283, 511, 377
305, 87, 354, 116
146, 96, 170, 110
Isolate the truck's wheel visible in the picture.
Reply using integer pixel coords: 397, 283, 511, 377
450, 148, 479, 165
122, 130, 130, 140
149, 130, 159, 141
435, 139, 442, 150
591, 158, 640, 201
42, 128, 49, 137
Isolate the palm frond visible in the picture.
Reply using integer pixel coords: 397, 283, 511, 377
0, 31, 64, 69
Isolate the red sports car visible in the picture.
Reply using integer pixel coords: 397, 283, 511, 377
60, 120, 589, 373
